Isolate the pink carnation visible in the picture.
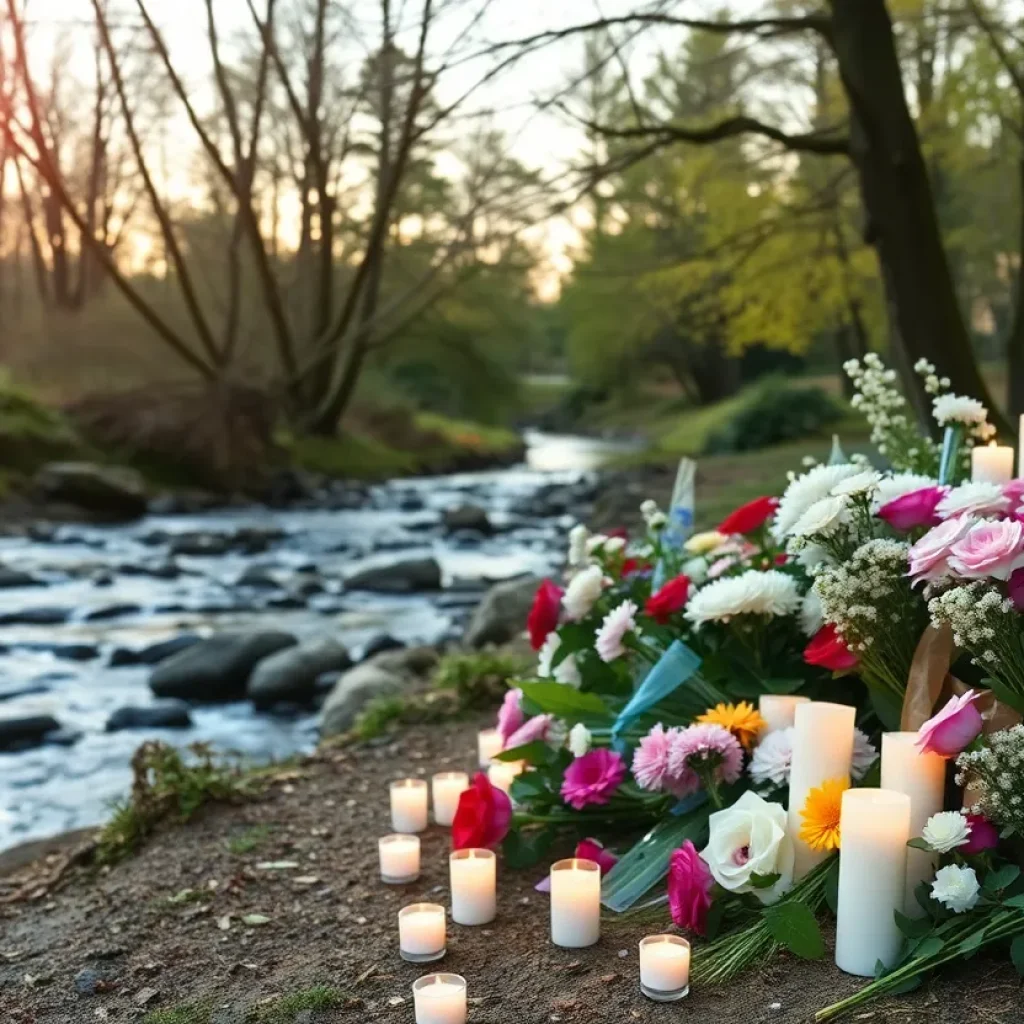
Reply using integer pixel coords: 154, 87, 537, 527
595, 599, 639, 662
948, 519, 1024, 580
632, 723, 675, 792
560, 748, 627, 810
668, 840, 715, 935
505, 714, 553, 750
907, 516, 975, 583
496, 688, 524, 743
916, 689, 983, 758
877, 486, 945, 531
1004, 479, 1024, 509
666, 723, 744, 798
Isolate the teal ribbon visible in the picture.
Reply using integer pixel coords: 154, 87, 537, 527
938, 424, 964, 486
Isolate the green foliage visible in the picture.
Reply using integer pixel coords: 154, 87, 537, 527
0, 371, 83, 470
143, 1004, 211, 1024
227, 825, 273, 855
763, 900, 827, 960
248, 986, 345, 1023
351, 696, 413, 740
96, 742, 259, 865
703, 380, 843, 455
288, 431, 415, 481
433, 650, 527, 707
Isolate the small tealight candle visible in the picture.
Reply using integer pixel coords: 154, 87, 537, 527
758, 694, 810, 735
487, 759, 524, 794
638, 934, 691, 1002
398, 903, 446, 963
412, 973, 467, 1024
550, 857, 600, 948
449, 848, 497, 925
378, 834, 420, 884
972, 443, 1014, 485
477, 728, 503, 767
432, 771, 469, 827
390, 778, 428, 833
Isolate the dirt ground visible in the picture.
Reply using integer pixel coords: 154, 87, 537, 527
2, 713, 1022, 1024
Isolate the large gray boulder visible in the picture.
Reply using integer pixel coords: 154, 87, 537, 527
319, 646, 439, 737
0, 715, 62, 751
442, 503, 492, 535
150, 631, 296, 701
247, 636, 352, 708
34, 462, 147, 519
463, 574, 542, 648
346, 557, 442, 593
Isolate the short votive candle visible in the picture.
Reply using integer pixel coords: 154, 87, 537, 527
432, 771, 469, 827
390, 778, 429, 833
477, 728, 503, 767
972, 443, 1014, 485
449, 848, 497, 925
758, 694, 810, 735
638, 934, 691, 1002
412, 973, 467, 1024
835, 788, 911, 977
378, 834, 420, 884
487, 759, 523, 794
550, 857, 600, 948
398, 903, 446, 963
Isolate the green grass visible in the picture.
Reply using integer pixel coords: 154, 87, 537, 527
143, 1004, 211, 1024
249, 986, 345, 1023
227, 825, 273, 855
288, 430, 416, 480
413, 411, 521, 457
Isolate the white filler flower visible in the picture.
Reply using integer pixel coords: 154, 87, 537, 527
567, 524, 589, 567
931, 864, 981, 914
562, 564, 606, 620
568, 723, 592, 758
921, 811, 972, 854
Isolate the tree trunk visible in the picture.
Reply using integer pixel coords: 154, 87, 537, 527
1008, 155, 1024, 421
827, 0, 1009, 434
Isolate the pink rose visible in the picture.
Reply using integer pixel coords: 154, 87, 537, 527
1004, 479, 1024, 508
963, 814, 1000, 855
505, 714, 553, 750
907, 516, 975, 583
668, 840, 714, 935
496, 688, 524, 743
877, 486, 945, 531
560, 748, 627, 810
915, 689, 984, 758
948, 519, 1024, 580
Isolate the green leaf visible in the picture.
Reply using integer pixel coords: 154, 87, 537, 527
913, 936, 945, 960
502, 828, 554, 870
494, 741, 548, 765
761, 677, 806, 695
886, 974, 923, 996
894, 910, 933, 939
907, 837, 934, 852
748, 871, 781, 890
704, 900, 727, 941
984, 865, 1021, 893
518, 681, 610, 720
959, 930, 985, 957
763, 900, 826, 960
824, 859, 840, 916
1011, 935, 1024, 975
509, 773, 550, 802
1003, 894, 1024, 909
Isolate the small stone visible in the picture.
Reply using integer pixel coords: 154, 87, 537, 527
387, 996, 406, 1007
134, 987, 159, 1006
74, 968, 113, 996
241, 914, 271, 927
618, 949, 629, 959
217, 915, 232, 931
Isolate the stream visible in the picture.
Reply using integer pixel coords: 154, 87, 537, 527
0, 432, 627, 852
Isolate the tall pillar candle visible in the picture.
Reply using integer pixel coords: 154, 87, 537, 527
759, 694, 810, 735
972, 444, 1014, 484
550, 857, 601, 948
788, 701, 856, 879
449, 848, 496, 925
881, 732, 946, 916
412, 974, 467, 1024
477, 728, 503, 767
390, 778, 429, 833
835, 788, 911, 976
432, 772, 469, 827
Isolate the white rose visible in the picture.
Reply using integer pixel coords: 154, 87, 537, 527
700, 791, 794, 905
568, 723, 592, 758
921, 811, 971, 854
931, 864, 980, 914
562, 564, 606, 620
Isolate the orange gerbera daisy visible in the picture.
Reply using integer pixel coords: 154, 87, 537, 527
799, 777, 850, 852
697, 701, 766, 751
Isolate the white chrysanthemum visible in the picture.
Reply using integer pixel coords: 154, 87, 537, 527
936, 481, 1009, 520
685, 570, 801, 626
873, 473, 940, 512
800, 591, 823, 637
831, 470, 881, 497
796, 542, 829, 572
563, 564, 606, 620
931, 864, 980, 914
685, 530, 727, 555
537, 633, 581, 687
595, 599, 639, 662
568, 722, 592, 758
586, 534, 610, 554
790, 495, 850, 539
932, 393, 988, 427
772, 463, 863, 540
851, 728, 878, 781
682, 556, 708, 585
603, 536, 626, 555
749, 727, 793, 787
921, 811, 971, 854
568, 524, 589, 567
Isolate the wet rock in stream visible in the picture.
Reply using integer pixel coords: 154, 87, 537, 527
247, 637, 351, 708
106, 702, 193, 732
463, 574, 542, 648
0, 714, 64, 751
345, 556, 442, 593
34, 462, 148, 520
109, 633, 203, 667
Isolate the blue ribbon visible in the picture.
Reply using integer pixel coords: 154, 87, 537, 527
611, 639, 702, 751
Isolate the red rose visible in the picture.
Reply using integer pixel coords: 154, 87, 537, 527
718, 496, 779, 536
452, 773, 513, 850
606, 526, 629, 540
644, 575, 691, 624
804, 624, 858, 672
621, 557, 649, 578
527, 579, 563, 650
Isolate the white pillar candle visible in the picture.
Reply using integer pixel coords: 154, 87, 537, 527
378, 834, 420, 884
881, 732, 946, 916
412, 973, 467, 1024
398, 903, 446, 963
638, 935, 690, 1002
972, 444, 1014, 485
432, 772, 469, 827
487, 759, 523, 794
550, 857, 601, 948
449, 848, 497, 925
759, 694, 810, 735
477, 728, 503, 767
390, 778, 428, 833
788, 701, 856, 879
835, 788, 911, 977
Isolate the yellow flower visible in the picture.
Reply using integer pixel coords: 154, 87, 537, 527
697, 701, 766, 751
684, 530, 727, 556
799, 777, 849, 852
